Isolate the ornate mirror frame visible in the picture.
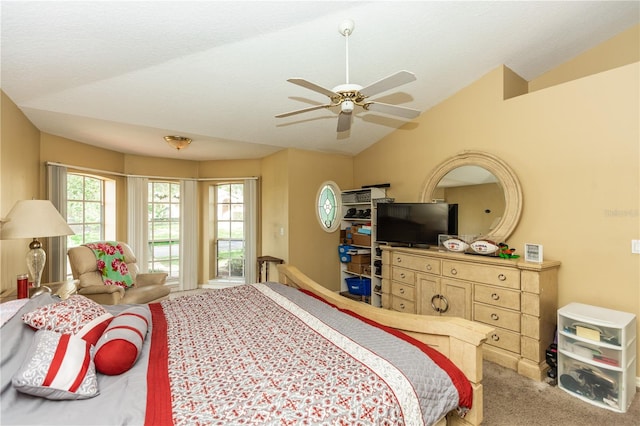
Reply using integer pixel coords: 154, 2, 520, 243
420, 150, 523, 240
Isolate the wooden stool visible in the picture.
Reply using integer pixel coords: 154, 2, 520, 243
257, 256, 284, 282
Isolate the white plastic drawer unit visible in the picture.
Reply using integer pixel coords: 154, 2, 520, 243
557, 302, 636, 413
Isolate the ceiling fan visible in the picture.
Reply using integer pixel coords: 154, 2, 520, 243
275, 20, 420, 132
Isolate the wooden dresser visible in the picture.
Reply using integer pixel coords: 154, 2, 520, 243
381, 246, 560, 380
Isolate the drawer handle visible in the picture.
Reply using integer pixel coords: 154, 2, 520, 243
430, 294, 450, 314
399, 288, 405, 294
396, 257, 402, 263
491, 313, 500, 321
450, 268, 458, 275
498, 274, 506, 281
399, 303, 405, 310
491, 293, 500, 300
400, 273, 406, 279
425, 264, 432, 271
491, 334, 500, 342
440, 295, 449, 313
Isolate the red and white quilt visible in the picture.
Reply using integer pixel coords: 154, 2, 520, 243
145, 283, 471, 426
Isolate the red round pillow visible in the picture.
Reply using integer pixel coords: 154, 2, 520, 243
94, 306, 150, 375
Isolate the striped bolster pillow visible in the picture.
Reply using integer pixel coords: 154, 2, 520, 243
94, 306, 151, 375
12, 330, 99, 400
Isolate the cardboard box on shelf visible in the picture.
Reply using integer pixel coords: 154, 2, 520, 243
352, 233, 371, 246
349, 254, 371, 264
347, 262, 366, 274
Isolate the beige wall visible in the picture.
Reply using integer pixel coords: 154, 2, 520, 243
355, 59, 639, 372
260, 149, 290, 267
258, 148, 354, 288
358, 62, 638, 313
0, 93, 41, 290
286, 149, 353, 290
530, 24, 639, 92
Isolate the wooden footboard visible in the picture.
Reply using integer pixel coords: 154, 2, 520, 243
277, 265, 494, 426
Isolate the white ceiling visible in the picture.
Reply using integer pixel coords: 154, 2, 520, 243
2, 1, 638, 161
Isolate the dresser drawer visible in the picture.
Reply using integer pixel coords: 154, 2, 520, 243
486, 328, 521, 354
391, 281, 415, 300
392, 253, 441, 275
391, 297, 415, 313
442, 260, 520, 289
474, 303, 521, 332
474, 284, 520, 310
391, 268, 415, 285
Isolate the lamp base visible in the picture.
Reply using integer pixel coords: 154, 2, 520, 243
31, 285, 51, 298
26, 243, 46, 290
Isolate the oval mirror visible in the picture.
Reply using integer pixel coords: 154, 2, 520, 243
420, 151, 522, 241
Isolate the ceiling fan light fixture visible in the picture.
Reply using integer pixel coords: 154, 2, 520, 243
341, 100, 355, 113
164, 135, 192, 150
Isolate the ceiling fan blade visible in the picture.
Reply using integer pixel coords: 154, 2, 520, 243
275, 104, 331, 118
364, 101, 421, 119
336, 111, 352, 132
359, 70, 417, 98
287, 78, 340, 99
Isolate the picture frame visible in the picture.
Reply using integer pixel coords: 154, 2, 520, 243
524, 243, 543, 263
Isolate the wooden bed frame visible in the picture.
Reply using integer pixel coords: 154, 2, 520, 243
277, 264, 494, 426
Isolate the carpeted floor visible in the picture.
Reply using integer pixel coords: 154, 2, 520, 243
482, 360, 639, 425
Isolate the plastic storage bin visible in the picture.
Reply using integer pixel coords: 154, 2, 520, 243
345, 277, 371, 296
338, 245, 352, 263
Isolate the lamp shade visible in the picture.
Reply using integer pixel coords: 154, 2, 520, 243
1, 200, 74, 239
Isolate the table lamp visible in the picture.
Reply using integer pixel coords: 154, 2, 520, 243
1, 200, 74, 294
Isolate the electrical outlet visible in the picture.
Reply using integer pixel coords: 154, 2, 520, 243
632, 240, 640, 254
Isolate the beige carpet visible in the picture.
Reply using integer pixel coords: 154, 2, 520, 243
482, 360, 639, 425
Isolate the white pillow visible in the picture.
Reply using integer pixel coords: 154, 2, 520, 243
21, 295, 113, 345
12, 330, 99, 400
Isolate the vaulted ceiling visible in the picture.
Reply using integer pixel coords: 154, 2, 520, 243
2, 1, 638, 161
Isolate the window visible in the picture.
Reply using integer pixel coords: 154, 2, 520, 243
67, 174, 103, 245
316, 181, 341, 232
148, 181, 180, 280
66, 174, 116, 246
66, 173, 116, 277
214, 183, 245, 280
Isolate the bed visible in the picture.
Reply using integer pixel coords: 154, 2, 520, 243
1, 265, 493, 425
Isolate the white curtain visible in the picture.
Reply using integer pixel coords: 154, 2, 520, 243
244, 178, 258, 284
127, 176, 149, 270
46, 164, 68, 283
180, 179, 198, 290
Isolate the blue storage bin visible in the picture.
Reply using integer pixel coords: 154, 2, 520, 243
338, 245, 352, 263
345, 277, 371, 296
338, 244, 352, 254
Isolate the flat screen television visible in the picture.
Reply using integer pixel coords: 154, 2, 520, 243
376, 203, 458, 247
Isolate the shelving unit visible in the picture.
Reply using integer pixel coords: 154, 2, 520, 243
557, 302, 636, 413
339, 187, 387, 307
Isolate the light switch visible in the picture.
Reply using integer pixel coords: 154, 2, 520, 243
632, 240, 640, 254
